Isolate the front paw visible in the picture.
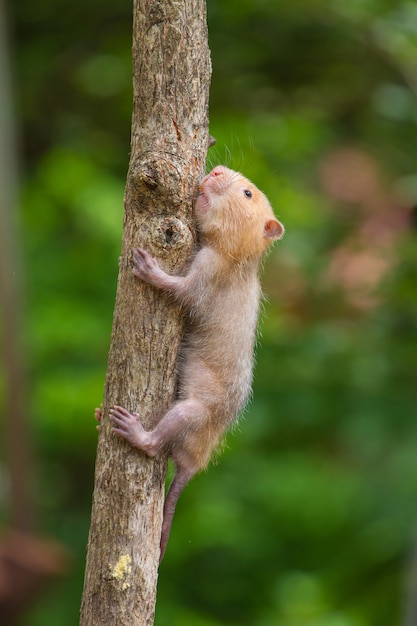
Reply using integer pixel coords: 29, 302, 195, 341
132, 248, 162, 285
94, 404, 103, 431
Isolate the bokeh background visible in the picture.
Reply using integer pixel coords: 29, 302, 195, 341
2, 0, 417, 624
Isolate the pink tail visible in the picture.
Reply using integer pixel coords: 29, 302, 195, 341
159, 469, 193, 563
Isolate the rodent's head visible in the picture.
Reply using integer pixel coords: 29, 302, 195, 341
195, 166, 284, 261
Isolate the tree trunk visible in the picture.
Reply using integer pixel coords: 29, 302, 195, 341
79, 1, 211, 625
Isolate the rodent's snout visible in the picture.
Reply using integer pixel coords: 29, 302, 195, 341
198, 166, 226, 192
209, 165, 228, 178
199, 165, 229, 190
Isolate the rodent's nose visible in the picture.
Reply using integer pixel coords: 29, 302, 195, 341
210, 166, 226, 178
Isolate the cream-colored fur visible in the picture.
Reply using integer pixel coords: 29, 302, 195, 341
110, 165, 284, 561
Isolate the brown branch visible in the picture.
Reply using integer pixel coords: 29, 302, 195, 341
79, 1, 211, 624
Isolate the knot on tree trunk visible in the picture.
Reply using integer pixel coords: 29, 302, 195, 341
135, 216, 194, 262
130, 156, 196, 208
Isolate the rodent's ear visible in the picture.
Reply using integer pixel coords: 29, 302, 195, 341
264, 218, 284, 240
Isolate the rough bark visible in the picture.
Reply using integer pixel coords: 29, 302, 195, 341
79, 1, 211, 625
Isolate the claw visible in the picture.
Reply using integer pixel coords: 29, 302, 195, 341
94, 403, 103, 431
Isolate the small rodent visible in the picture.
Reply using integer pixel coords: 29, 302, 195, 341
108, 165, 284, 561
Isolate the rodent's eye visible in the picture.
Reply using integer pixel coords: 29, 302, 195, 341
244, 189, 252, 199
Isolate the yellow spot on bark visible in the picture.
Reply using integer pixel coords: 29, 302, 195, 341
111, 554, 132, 590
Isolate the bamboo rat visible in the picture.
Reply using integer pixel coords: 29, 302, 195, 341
107, 165, 284, 561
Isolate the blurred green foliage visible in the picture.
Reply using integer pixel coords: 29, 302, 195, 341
2, 0, 417, 624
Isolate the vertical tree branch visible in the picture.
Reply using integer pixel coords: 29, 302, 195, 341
80, 1, 211, 624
